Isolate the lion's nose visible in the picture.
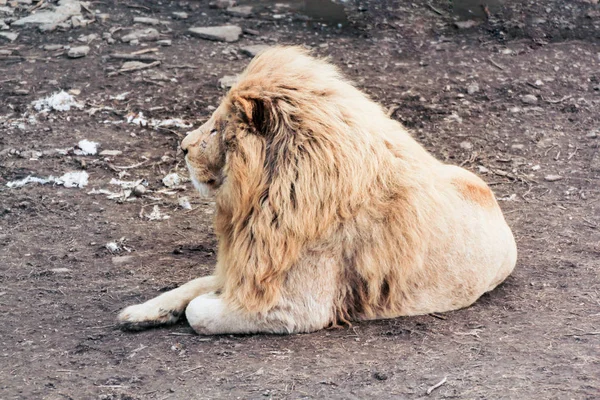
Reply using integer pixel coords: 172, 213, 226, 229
181, 144, 189, 156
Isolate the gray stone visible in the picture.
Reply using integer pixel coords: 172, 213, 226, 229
188, 25, 242, 42
587, 130, 598, 138
521, 94, 538, 104
77, 33, 97, 42
0, 6, 14, 15
0, 30, 17, 41
218, 74, 238, 89
121, 27, 159, 43
454, 20, 480, 29
11, 0, 81, 31
467, 83, 479, 95
172, 11, 188, 19
209, 0, 236, 9
133, 16, 160, 25
67, 45, 89, 58
459, 141, 473, 150
157, 39, 172, 46
544, 174, 563, 182
240, 44, 270, 57
226, 5, 253, 18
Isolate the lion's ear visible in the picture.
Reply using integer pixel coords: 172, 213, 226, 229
232, 94, 271, 135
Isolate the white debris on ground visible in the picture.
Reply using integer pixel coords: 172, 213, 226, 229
109, 178, 144, 189
162, 172, 181, 188
6, 171, 89, 188
178, 196, 192, 210
32, 90, 83, 112
74, 139, 99, 155
105, 237, 131, 253
145, 205, 170, 221
125, 111, 192, 129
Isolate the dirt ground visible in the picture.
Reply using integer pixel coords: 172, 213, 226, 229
1, 0, 599, 399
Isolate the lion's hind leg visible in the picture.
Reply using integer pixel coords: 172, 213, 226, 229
118, 275, 219, 331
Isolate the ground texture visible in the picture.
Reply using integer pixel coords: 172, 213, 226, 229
1, 0, 599, 399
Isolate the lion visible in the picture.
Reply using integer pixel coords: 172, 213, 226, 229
117, 46, 517, 334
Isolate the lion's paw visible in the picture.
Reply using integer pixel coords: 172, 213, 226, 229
117, 302, 182, 331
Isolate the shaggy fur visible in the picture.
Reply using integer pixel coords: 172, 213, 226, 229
118, 46, 517, 334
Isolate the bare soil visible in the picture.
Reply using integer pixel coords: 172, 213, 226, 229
1, 1, 599, 399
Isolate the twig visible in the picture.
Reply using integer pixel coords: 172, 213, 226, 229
565, 332, 600, 336
113, 160, 148, 169
429, 313, 447, 320
488, 58, 505, 70
426, 3, 444, 16
568, 146, 579, 160
182, 365, 203, 374
108, 61, 161, 76
131, 48, 159, 55
542, 95, 572, 104
426, 376, 447, 395
169, 332, 195, 336
110, 54, 162, 62
387, 104, 400, 117
165, 64, 198, 70
126, 4, 151, 11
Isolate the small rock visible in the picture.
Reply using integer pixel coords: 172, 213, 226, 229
188, 25, 242, 42
586, 131, 598, 138
209, 0, 236, 9
43, 44, 64, 50
99, 149, 122, 156
240, 44, 270, 57
162, 172, 181, 188
218, 74, 238, 89
454, 20, 480, 29
0, 31, 18, 41
97, 13, 110, 23
112, 255, 134, 265
12, 88, 29, 95
521, 94, 538, 104
51, 268, 71, 273
500, 48, 512, 55
157, 39, 172, 46
226, 5, 253, 18
511, 144, 525, 150
459, 141, 473, 150
132, 184, 147, 197
179, 196, 192, 210
531, 165, 540, 171
133, 16, 161, 25
243, 27, 259, 36
121, 28, 159, 43
467, 83, 479, 95
534, 79, 544, 87
172, 11, 188, 19
544, 174, 563, 182
105, 242, 120, 253
373, 372, 388, 381
77, 33, 97, 43
477, 165, 489, 174
67, 45, 89, 58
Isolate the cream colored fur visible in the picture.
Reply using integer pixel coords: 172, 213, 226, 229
117, 46, 517, 334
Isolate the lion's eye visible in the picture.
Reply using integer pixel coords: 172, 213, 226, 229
210, 129, 218, 136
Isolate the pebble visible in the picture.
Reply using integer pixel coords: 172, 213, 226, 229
51, 268, 72, 273
43, 44, 64, 50
162, 173, 181, 188
172, 11, 188, 19
459, 141, 473, 150
544, 174, 563, 182
132, 184, 147, 196
77, 33, 97, 42
67, 45, 89, 58
218, 75, 238, 89
121, 27, 159, 43
188, 25, 242, 42
226, 5, 253, 18
454, 20, 479, 29
157, 39, 172, 46
586, 131, 598, 138
0, 31, 18, 41
240, 44, 270, 57
99, 150, 122, 156
511, 144, 525, 150
133, 16, 161, 25
521, 94, 538, 104
209, 0, 236, 9
111, 255, 134, 265
467, 83, 479, 95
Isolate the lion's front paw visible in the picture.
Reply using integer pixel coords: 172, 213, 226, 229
117, 302, 182, 331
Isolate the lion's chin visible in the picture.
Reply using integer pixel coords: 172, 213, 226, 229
190, 176, 213, 198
